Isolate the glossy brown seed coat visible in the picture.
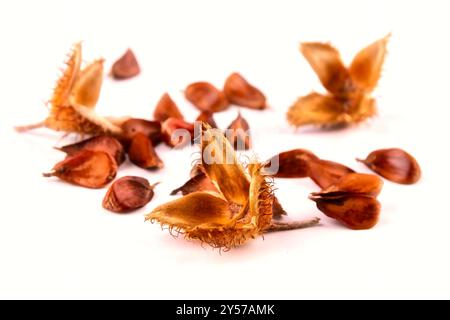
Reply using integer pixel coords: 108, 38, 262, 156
357, 148, 421, 184
313, 196, 380, 230
185, 82, 229, 113
267, 149, 318, 178
120, 118, 162, 146
153, 93, 184, 122
111, 49, 140, 79
310, 173, 382, 230
128, 133, 164, 169
103, 176, 157, 213
223, 73, 267, 109
161, 118, 195, 148
307, 158, 355, 189
57, 136, 125, 165
196, 112, 218, 128
43, 150, 117, 188
226, 112, 251, 150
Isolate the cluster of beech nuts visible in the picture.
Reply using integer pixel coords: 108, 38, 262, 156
15, 36, 422, 249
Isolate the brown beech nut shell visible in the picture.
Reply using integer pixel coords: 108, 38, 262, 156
309, 173, 383, 230
357, 148, 421, 185
312, 195, 381, 230
111, 49, 140, 80
103, 176, 157, 213
223, 72, 267, 109
185, 82, 229, 113
128, 132, 164, 170
43, 150, 117, 188
57, 135, 126, 165
307, 158, 356, 189
226, 112, 251, 150
267, 149, 318, 178
161, 118, 195, 148
196, 112, 218, 128
311, 173, 383, 198
120, 118, 162, 147
153, 93, 184, 122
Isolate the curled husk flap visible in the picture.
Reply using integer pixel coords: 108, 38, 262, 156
111, 49, 140, 80
146, 124, 315, 248
185, 82, 229, 113
310, 173, 383, 230
223, 72, 267, 109
357, 148, 421, 184
17, 43, 122, 135
153, 93, 184, 122
128, 132, 164, 170
43, 150, 117, 188
287, 35, 389, 128
103, 176, 157, 213
57, 135, 125, 165
226, 112, 251, 150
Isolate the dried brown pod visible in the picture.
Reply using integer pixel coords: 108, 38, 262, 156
176, 165, 287, 217
226, 112, 251, 150
267, 149, 318, 178
161, 118, 195, 148
120, 118, 162, 146
102, 176, 157, 213
128, 133, 164, 170
309, 173, 383, 230
153, 93, 184, 122
196, 112, 218, 128
16, 43, 122, 135
357, 148, 421, 185
57, 136, 126, 165
43, 150, 117, 188
145, 124, 318, 249
111, 49, 140, 80
287, 35, 389, 128
307, 158, 355, 189
185, 82, 229, 113
223, 72, 267, 109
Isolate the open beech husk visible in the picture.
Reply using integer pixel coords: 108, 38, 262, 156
16, 43, 122, 135
153, 93, 184, 122
196, 112, 218, 128
223, 73, 267, 109
43, 150, 117, 188
161, 118, 195, 148
57, 135, 125, 165
226, 112, 251, 150
128, 133, 164, 170
310, 173, 383, 230
287, 35, 389, 128
111, 49, 140, 80
146, 124, 318, 249
120, 118, 162, 146
185, 82, 229, 113
357, 148, 421, 184
267, 149, 318, 178
103, 176, 157, 213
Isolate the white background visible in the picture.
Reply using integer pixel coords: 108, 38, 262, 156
0, 0, 449, 299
